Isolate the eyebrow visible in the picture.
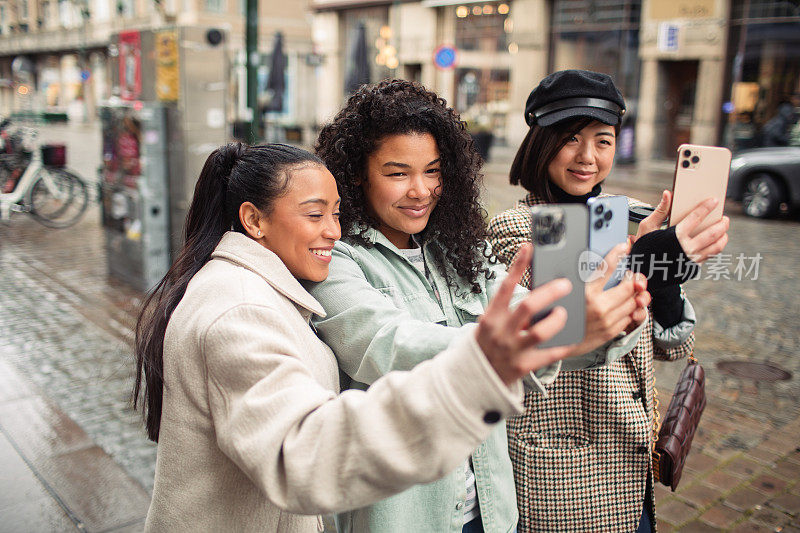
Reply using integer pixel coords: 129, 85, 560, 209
299, 198, 341, 206
383, 157, 441, 168
596, 131, 616, 138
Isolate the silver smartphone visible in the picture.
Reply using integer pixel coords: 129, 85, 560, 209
587, 196, 629, 290
530, 204, 588, 348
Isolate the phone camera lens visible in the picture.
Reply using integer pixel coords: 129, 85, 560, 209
604, 211, 613, 221
594, 204, 604, 215
594, 219, 603, 230
681, 160, 690, 168
683, 149, 692, 157
691, 155, 700, 163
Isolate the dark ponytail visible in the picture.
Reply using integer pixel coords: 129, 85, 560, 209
133, 142, 323, 442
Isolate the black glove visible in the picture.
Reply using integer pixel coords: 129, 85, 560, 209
649, 284, 684, 328
629, 226, 700, 290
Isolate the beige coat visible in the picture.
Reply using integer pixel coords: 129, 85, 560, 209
145, 232, 524, 532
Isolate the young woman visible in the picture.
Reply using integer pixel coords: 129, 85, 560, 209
487, 70, 730, 532
308, 79, 651, 533
132, 143, 578, 532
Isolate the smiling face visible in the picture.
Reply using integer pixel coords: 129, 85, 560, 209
547, 120, 617, 196
258, 164, 341, 282
362, 132, 442, 249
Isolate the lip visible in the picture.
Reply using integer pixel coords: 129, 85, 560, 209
310, 247, 333, 263
397, 204, 432, 218
568, 169, 596, 181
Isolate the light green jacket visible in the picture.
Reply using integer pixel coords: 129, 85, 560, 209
305, 227, 643, 533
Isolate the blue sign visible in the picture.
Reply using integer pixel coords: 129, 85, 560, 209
433, 45, 457, 70
80, 70, 91, 81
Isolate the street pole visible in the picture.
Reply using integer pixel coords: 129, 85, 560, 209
246, 0, 259, 144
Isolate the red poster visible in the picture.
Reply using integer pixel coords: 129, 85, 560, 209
119, 31, 142, 101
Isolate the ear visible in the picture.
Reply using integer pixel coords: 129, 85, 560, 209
239, 202, 267, 240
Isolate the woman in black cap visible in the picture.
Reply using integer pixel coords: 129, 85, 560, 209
487, 70, 730, 532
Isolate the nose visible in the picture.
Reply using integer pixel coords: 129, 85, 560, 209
407, 172, 433, 200
323, 214, 341, 241
576, 141, 596, 165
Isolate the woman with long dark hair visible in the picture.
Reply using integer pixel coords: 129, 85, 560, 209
133, 142, 578, 532
487, 70, 730, 532
308, 79, 650, 533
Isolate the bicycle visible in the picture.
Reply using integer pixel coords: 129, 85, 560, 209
0, 124, 89, 228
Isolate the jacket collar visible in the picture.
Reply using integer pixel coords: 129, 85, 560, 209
358, 225, 440, 255
211, 232, 326, 318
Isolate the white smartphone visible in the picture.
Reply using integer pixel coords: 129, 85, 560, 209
669, 144, 732, 234
587, 196, 629, 290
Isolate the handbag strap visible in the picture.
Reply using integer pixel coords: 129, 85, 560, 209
651, 351, 698, 481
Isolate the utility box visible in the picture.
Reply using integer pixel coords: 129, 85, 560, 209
101, 26, 228, 291
99, 102, 170, 292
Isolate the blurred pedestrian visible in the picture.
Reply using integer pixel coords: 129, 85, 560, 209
133, 142, 577, 532
308, 79, 649, 533
761, 102, 796, 147
487, 69, 730, 532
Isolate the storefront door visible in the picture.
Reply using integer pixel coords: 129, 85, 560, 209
662, 60, 698, 158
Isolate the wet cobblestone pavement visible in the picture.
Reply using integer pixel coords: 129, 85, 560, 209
0, 128, 798, 531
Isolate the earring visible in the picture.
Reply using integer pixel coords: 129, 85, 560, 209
257, 230, 262, 236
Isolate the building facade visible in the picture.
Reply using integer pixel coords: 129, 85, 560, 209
0, 0, 319, 140
310, 0, 799, 163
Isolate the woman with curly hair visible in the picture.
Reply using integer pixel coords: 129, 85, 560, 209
305, 79, 651, 533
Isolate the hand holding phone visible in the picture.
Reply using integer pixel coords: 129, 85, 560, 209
669, 144, 731, 235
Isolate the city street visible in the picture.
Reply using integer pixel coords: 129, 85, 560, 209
1, 122, 799, 532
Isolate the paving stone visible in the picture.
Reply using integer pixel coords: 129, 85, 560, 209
677, 483, 725, 508
726, 456, 766, 479
772, 458, 800, 483
748, 447, 783, 466
700, 504, 743, 529
658, 498, 701, 526
38, 446, 149, 532
656, 518, 675, 532
725, 487, 770, 512
751, 474, 789, 496
749, 506, 792, 528
729, 520, 776, 532
684, 452, 720, 475
704, 470, 746, 491
677, 520, 720, 532
760, 434, 800, 456
768, 492, 800, 515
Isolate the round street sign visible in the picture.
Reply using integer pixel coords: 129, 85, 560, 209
433, 45, 457, 70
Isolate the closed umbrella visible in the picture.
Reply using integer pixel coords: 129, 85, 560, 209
345, 22, 370, 94
265, 31, 286, 112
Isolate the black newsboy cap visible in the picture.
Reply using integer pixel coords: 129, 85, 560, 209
525, 70, 626, 127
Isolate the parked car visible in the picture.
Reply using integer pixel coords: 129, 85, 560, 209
728, 145, 800, 218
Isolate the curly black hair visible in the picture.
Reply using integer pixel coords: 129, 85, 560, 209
315, 79, 493, 294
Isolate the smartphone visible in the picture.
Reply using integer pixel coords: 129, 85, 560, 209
669, 144, 732, 233
587, 196, 629, 290
530, 204, 587, 348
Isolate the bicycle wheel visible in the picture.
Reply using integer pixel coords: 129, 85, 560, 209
28, 167, 89, 228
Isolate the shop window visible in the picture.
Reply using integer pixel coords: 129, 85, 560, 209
732, 0, 800, 19
724, 1, 800, 149
454, 2, 511, 52
550, 0, 642, 100
204, 0, 225, 13
456, 68, 510, 139
341, 7, 391, 94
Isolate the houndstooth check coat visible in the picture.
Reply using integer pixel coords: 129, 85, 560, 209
487, 192, 695, 532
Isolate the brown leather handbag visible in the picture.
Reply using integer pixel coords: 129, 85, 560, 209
652, 354, 706, 491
